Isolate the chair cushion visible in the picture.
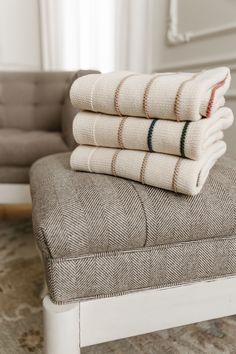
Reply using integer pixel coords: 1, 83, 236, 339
0, 166, 29, 183
30, 153, 236, 303
0, 71, 77, 131
0, 129, 69, 166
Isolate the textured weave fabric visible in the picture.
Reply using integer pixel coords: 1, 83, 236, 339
61, 70, 100, 150
73, 107, 233, 160
31, 153, 236, 259
70, 142, 226, 195
0, 69, 98, 183
47, 236, 236, 303
70, 67, 231, 121
0, 71, 77, 131
0, 166, 29, 183
30, 153, 236, 303
0, 129, 69, 166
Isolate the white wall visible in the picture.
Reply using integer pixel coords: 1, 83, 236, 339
0, 0, 42, 70
151, 0, 236, 157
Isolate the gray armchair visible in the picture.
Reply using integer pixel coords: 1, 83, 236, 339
0, 70, 97, 185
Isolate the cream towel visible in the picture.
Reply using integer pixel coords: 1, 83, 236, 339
73, 107, 233, 161
70, 141, 226, 196
70, 67, 231, 122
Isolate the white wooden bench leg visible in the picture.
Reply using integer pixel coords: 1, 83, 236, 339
43, 295, 81, 354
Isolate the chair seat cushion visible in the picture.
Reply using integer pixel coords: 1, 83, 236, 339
0, 129, 69, 166
30, 153, 236, 303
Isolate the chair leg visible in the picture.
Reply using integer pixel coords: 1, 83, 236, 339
43, 295, 81, 354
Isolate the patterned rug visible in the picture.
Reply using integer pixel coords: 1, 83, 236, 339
1, 217, 236, 354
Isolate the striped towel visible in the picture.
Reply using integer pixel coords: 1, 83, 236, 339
70, 67, 231, 122
73, 107, 233, 160
70, 141, 226, 196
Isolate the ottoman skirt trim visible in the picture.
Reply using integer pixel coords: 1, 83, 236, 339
45, 235, 236, 304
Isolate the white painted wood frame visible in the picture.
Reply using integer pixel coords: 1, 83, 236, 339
0, 184, 31, 204
43, 276, 236, 354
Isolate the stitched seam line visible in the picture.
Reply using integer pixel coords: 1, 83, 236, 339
90, 75, 102, 111
92, 114, 100, 146
114, 74, 136, 116
143, 74, 160, 118
180, 121, 190, 157
130, 182, 149, 247
147, 119, 158, 152
174, 72, 200, 122
111, 150, 120, 176
140, 152, 150, 184
49, 234, 236, 262
143, 73, 177, 119
172, 158, 182, 193
206, 75, 228, 117
87, 147, 97, 172
117, 117, 127, 148
196, 171, 201, 187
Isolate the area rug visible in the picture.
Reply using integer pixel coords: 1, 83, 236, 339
0, 217, 236, 354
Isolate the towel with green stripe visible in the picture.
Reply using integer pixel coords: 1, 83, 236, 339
73, 107, 233, 161
69, 68, 233, 196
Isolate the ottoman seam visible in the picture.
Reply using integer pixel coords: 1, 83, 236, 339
47, 234, 236, 263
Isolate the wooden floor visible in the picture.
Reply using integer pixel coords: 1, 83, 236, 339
0, 204, 32, 220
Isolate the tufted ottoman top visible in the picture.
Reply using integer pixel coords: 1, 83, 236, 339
30, 153, 236, 303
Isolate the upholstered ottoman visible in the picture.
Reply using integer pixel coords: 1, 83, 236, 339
30, 152, 236, 354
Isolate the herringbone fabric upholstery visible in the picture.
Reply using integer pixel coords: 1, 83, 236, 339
47, 236, 236, 303
30, 153, 236, 303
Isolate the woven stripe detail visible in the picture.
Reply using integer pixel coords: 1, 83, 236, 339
147, 119, 158, 152
111, 150, 120, 176
143, 75, 160, 118
180, 121, 190, 157
114, 74, 136, 116
90, 75, 103, 111
206, 75, 228, 117
174, 72, 201, 122
172, 158, 182, 193
143, 73, 177, 119
140, 152, 150, 184
92, 114, 100, 145
117, 117, 127, 149
87, 147, 97, 172
196, 171, 201, 187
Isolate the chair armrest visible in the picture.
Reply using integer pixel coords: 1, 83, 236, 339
61, 70, 100, 150
61, 97, 78, 150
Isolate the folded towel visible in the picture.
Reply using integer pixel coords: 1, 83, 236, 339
70, 141, 226, 195
70, 67, 231, 122
73, 107, 233, 160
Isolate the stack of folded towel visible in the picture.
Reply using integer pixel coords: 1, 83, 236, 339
69, 67, 233, 195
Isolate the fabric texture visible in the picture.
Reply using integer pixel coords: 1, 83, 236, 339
70, 67, 231, 122
0, 129, 69, 166
61, 70, 100, 150
47, 236, 236, 303
73, 107, 233, 160
30, 153, 236, 303
0, 71, 77, 131
0, 69, 99, 183
70, 67, 232, 195
70, 142, 226, 195
3, 217, 236, 353
31, 153, 236, 259
0, 166, 29, 183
